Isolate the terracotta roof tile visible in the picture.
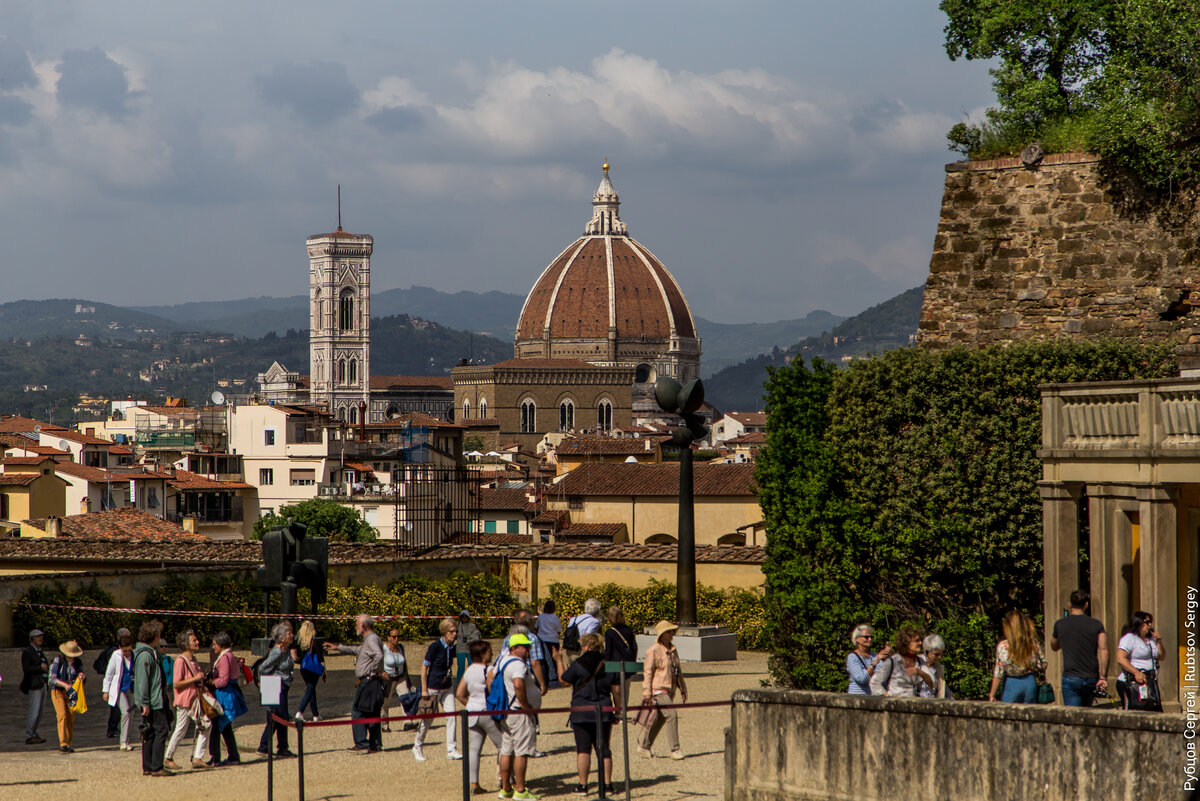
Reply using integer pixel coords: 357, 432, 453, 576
370, 376, 454, 390
23, 507, 206, 541
0, 416, 54, 434
1, 456, 50, 466
555, 522, 626, 541
725, 411, 767, 427
445, 532, 531, 546
344, 461, 375, 472
555, 437, 659, 457
0, 433, 38, 449
0, 474, 38, 486
50, 429, 111, 446
724, 432, 767, 445
476, 488, 533, 511
167, 470, 255, 490
551, 462, 757, 497
0, 538, 764, 566
532, 509, 569, 525
53, 462, 130, 483
462, 418, 500, 428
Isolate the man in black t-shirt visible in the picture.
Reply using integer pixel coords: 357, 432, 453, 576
1051, 589, 1109, 706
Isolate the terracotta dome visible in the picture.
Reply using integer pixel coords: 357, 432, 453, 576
514, 164, 701, 385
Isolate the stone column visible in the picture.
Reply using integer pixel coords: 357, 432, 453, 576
1040, 481, 1080, 702
1086, 484, 1138, 684
1138, 484, 1180, 712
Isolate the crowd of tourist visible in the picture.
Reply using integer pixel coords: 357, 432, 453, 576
844, 589, 1164, 712
14, 598, 689, 797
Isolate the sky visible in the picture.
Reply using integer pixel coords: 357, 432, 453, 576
0, 0, 995, 323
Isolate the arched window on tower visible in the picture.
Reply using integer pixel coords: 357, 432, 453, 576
521, 399, 536, 433
479, 398, 487, 418
337, 359, 346, 384
463, 398, 471, 420
339, 289, 355, 331
313, 289, 322, 328
597, 399, 613, 432
348, 358, 357, 385
559, 399, 574, 432
349, 406, 358, 424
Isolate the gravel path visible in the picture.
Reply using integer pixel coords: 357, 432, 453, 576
0, 645, 768, 800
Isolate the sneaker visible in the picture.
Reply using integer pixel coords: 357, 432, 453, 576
121, 744, 134, 752
513, 790, 541, 801
402, 721, 419, 731
413, 747, 426, 762
637, 746, 653, 758
294, 712, 304, 721
276, 750, 295, 759
603, 785, 617, 795
256, 749, 270, 757
25, 736, 45, 745
670, 750, 685, 760
497, 790, 513, 800
191, 759, 212, 770
164, 759, 181, 770
448, 749, 464, 760
531, 750, 546, 758
573, 784, 588, 795
312, 716, 320, 722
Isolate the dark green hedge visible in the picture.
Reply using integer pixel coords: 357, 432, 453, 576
758, 340, 1176, 698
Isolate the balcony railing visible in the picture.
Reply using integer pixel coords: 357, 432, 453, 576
169, 509, 243, 524
1041, 378, 1200, 453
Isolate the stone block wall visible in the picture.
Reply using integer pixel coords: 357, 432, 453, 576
726, 689, 1184, 801
918, 152, 1200, 369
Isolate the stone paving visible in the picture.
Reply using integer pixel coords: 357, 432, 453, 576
0, 644, 768, 800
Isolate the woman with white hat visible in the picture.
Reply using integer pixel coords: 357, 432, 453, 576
48, 640, 86, 753
637, 621, 688, 760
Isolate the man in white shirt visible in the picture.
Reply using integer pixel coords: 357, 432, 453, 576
497, 635, 539, 800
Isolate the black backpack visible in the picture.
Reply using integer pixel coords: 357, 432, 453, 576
93, 645, 116, 675
562, 616, 582, 652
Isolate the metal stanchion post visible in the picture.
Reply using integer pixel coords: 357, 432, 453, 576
297, 719, 305, 801
266, 712, 274, 801
595, 703, 607, 800
460, 708, 471, 801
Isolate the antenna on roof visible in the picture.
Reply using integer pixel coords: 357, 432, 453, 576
337, 184, 342, 231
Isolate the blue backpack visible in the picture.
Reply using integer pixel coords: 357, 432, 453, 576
486, 658, 522, 721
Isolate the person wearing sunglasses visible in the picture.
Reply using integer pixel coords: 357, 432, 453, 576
846, 624, 892, 695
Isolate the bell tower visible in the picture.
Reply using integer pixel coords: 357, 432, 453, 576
307, 193, 372, 423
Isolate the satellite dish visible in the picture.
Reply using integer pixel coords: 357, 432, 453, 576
33, 425, 42, 434
211, 390, 226, 406
58, 440, 71, 452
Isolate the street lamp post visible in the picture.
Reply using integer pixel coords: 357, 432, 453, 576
654, 376, 709, 627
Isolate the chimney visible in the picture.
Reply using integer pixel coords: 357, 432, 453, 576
182, 517, 198, 534
46, 516, 62, 537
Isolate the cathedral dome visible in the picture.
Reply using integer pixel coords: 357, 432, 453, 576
514, 164, 701, 384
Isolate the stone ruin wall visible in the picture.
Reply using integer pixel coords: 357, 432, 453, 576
917, 152, 1200, 370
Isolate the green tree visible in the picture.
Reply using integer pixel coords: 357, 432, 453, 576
941, 0, 1200, 194
759, 341, 1176, 697
252, 497, 377, 542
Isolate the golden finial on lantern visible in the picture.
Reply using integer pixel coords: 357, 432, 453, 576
602, 157, 609, 176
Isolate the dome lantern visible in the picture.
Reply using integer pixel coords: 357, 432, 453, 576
585, 160, 627, 236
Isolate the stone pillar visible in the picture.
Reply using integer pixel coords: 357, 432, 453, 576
1040, 481, 1080, 702
1138, 484, 1180, 712
1087, 484, 1138, 685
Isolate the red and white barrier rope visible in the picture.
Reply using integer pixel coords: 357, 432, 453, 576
8, 600, 512, 622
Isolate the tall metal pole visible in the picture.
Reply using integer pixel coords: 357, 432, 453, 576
676, 445, 697, 625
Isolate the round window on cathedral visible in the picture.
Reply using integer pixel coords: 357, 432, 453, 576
635, 363, 655, 384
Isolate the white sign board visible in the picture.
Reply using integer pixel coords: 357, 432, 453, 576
259, 675, 282, 706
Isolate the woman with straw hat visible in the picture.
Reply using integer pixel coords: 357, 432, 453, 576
637, 621, 688, 761
48, 639, 85, 753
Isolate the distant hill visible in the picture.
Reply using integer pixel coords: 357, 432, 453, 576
134, 287, 844, 371
0, 299, 187, 341
696, 310, 843, 375
0, 314, 508, 421
703, 285, 925, 412
132, 286, 527, 341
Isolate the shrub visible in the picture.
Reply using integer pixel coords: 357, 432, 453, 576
758, 341, 1176, 697
14, 582, 137, 649
142, 573, 265, 647
546, 579, 766, 650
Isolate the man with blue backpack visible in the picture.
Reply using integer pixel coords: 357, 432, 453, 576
490, 633, 539, 800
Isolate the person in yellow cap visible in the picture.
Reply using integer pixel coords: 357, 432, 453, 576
637, 621, 687, 760
495, 633, 540, 800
